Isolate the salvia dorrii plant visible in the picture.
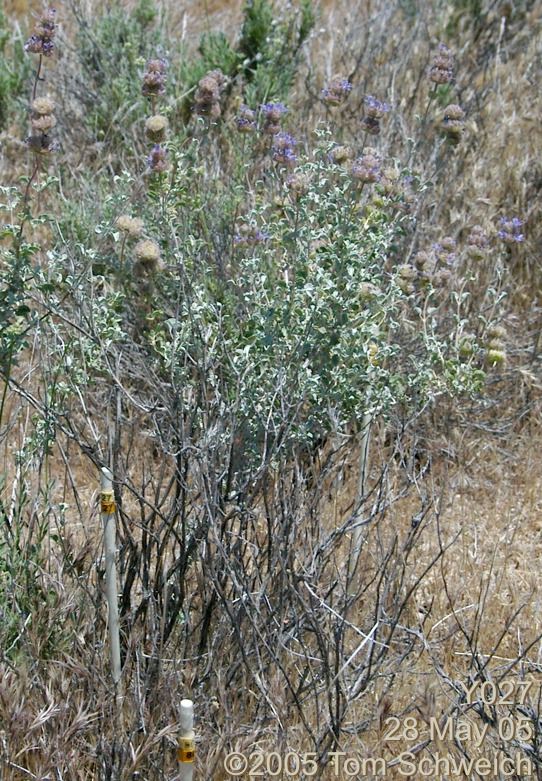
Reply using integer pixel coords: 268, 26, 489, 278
0, 1, 537, 778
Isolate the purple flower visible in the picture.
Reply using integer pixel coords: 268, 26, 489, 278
322, 78, 352, 106
235, 105, 257, 132
270, 131, 298, 164
234, 225, 271, 246
272, 147, 297, 164
364, 95, 390, 118
24, 7, 58, 57
350, 151, 381, 184
498, 217, 525, 243
272, 131, 297, 147
432, 237, 457, 265
147, 144, 168, 173
260, 102, 288, 120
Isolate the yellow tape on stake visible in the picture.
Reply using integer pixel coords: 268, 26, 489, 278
178, 737, 196, 763
100, 491, 116, 515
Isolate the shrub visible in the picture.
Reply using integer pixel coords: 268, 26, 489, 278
0, 1, 538, 777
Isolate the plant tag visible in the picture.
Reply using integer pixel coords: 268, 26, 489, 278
100, 491, 116, 514
178, 736, 196, 763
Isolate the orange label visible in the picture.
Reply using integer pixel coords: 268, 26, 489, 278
178, 736, 195, 763
100, 492, 116, 515
178, 748, 196, 763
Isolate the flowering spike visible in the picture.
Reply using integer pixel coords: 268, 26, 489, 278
25, 7, 58, 57
322, 77, 352, 106
430, 43, 455, 85
497, 217, 525, 243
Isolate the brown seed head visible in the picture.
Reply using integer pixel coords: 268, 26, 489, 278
116, 216, 144, 238
286, 172, 312, 198
134, 239, 162, 264
31, 114, 57, 132
32, 96, 56, 115
145, 114, 168, 143
330, 145, 353, 164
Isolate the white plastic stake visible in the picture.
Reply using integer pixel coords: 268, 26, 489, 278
178, 699, 195, 781
100, 466, 122, 686
350, 411, 372, 577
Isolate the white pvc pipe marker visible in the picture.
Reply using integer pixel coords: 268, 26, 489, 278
100, 466, 122, 686
350, 411, 372, 577
178, 699, 195, 781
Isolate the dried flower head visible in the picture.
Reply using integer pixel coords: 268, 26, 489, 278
147, 144, 168, 174
25, 7, 57, 57
433, 237, 457, 266
271, 131, 297, 164
398, 264, 417, 281
359, 282, 380, 300
32, 96, 56, 115
134, 238, 161, 262
196, 101, 221, 120
397, 265, 417, 294
235, 105, 257, 132
466, 225, 489, 259
486, 348, 507, 367
350, 150, 381, 183
194, 72, 225, 120
322, 76, 352, 106
207, 69, 228, 92
286, 171, 312, 198
31, 113, 57, 132
261, 102, 288, 123
133, 239, 163, 275
430, 43, 455, 85
234, 223, 270, 247
145, 114, 168, 143
116, 215, 144, 238
196, 76, 220, 101
498, 216, 525, 243
487, 324, 507, 342
329, 145, 354, 164
142, 58, 167, 99
434, 267, 452, 287
414, 251, 432, 273
459, 334, 476, 357
440, 103, 465, 141
25, 134, 60, 155
397, 278, 415, 295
